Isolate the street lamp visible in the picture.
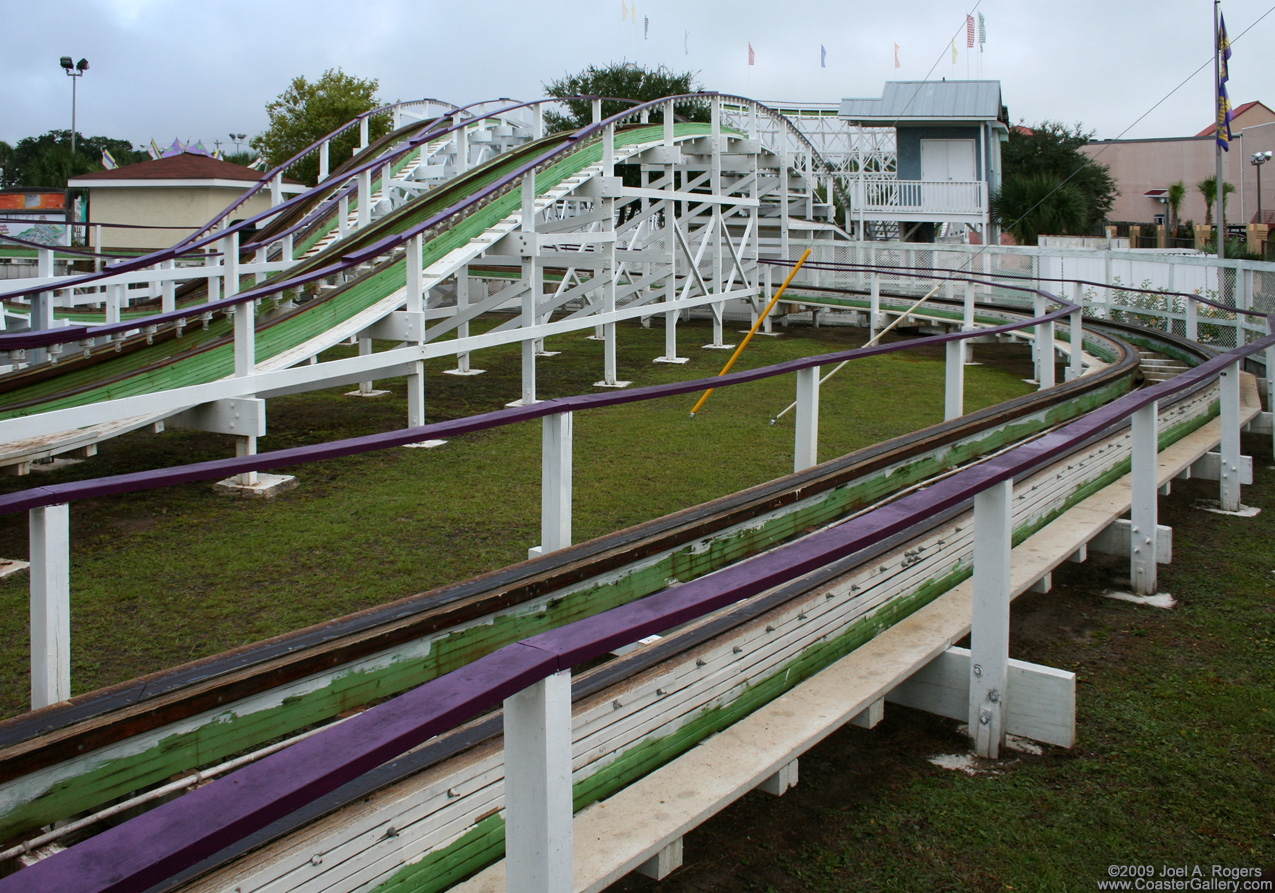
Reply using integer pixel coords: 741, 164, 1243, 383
230, 133, 247, 154
59, 56, 89, 158
1251, 150, 1273, 225
59, 56, 88, 244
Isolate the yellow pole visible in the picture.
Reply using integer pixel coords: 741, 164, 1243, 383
689, 248, 812, 417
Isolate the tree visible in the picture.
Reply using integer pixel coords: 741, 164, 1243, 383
1000, 121, 1118, 233
1166, 180, 1186, 236
1195, 176, 1235, 226
542, 63, 709, 133
3, 130, 144, 189
251, 68, 390, 187
990, 173, 1089, 246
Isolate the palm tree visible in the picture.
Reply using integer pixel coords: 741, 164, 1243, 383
990, 174, 1088, 246
1196, 176, 1236, 226
1166, 180, 1186, 237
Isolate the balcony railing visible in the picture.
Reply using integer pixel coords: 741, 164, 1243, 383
847, 178, 988, 219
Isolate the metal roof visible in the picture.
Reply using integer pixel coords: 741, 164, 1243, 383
839, 81, 1006, 126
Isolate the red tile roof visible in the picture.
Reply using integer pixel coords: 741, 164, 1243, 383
1194, 100, 1273, 137
72, 153, 297, 184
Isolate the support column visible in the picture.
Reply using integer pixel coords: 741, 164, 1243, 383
1068, 304, 1085, 381
656, 101, 686, 365
945, 338, 965, 421
338, 194, 350, 241
161, 259, 175, 313
318, 140, 330, 183
1131, 401, 1159, 595
357, 167, 372, 230
970, 478, 1012, 759
30, 504, 70, 709
446, 265, 484, 376
504, 671, 573, 893
519, 173, 539, 405
869, 273, 881, 340
1220, 360, 1242, 512
794, 366, 819, 472
539, 411, 573, 554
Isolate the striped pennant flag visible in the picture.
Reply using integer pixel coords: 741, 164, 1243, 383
978, 12, 986, 49
821, 44, 827, 68
748, 42, 755, 66
966, 14, 975, 48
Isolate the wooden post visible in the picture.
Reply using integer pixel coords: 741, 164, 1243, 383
945, 338, 965, 421
1131, 401, 1159, 595
794, 367, 819, 472
970, 479, 1012, 759
541, 411, 573, 554
30, 504, 71, 709
504, 671, 574, 893
1220, 360, 1242, 511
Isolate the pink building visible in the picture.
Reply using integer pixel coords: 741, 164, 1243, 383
1080, 101, 1275, 228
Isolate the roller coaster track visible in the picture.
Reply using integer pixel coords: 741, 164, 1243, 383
2, 288, 1268, 892
0, 96, 1272, 893
0, 93, 848, 474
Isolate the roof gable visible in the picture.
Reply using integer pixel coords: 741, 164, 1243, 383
1194, 100, 1275, 137
71, 153, 283, 184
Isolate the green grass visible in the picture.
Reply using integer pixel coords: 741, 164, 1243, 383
604, 434, 1275, 893
0, 317, 1036, 719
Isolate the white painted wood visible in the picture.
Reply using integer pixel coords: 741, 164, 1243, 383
1131, 401, 1159, 595
850, 698, 884, 729
1221, 361, 1242, 511
945, 338, 965, 421
636, 837, 682, 880
541, 412, 573, 554
168, 398, 266, 437
1069, 307, 1084, 381
29, 504, 70, 709
887, 646, 1075, 748
757, 759, 798, 796
970, 479, 1012, 759
794, 366, 819, 473
1029, 572, 1052, 594
357, 168, 372, 230
1188, 450, 1253, 484
505, 671, 573, 893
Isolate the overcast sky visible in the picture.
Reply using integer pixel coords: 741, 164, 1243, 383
4, 0, 1273, 152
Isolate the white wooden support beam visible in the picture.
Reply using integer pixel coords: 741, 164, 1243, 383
504, 670, 573, 893
757, 759, 798, 796
1029, 573, 1052, 594
406, 232, 423, 316
1186, 296, 1199, 342
945, 338, 965, 421
168, 398, 266, 437
30, 504, 70, 709
222, 230, 240, 301
850, 697, 884, 729
636, 838, 683, 881
1131, 401, 1159, 595
232, 294, 253, 379
161, 259, 176, 313
520, 173, 539, 405
964, 280, 975, 330
870, 273, 880, 338
540, 411, 573, 554
970, 479, 1012, 759
363, 311, 427, 343
591, 98, 602, 125
446, 266, 483, 376
318, 140, 330, 182
106, 282, 123, 325
888, 646, 1075, 748
794, 366, 819, 473
357, 168, 372, 230
338, 194, 350, 241
270, 172, 282, 207
1220, 360, 1243, 512
406, 360, 425, 428
1068, 307, 1084, 381
534, 104, 544, 140
1188, 451, 1253, 484
356, 336, 377, 395
281, 232, 294, 263
1087, 518, 1173, 563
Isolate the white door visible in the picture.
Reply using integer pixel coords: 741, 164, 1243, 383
920, 139, 977, 181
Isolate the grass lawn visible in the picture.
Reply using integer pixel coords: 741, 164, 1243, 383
0, 316, 1035, 719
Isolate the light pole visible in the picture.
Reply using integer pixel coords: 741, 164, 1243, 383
1251, 150, 1272, 226
59, 56, 88, 243
230, 132, 247, 155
